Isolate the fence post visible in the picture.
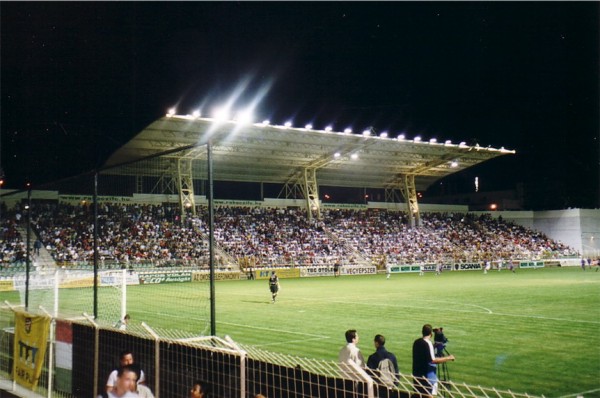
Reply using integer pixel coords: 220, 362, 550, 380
224, 335, 247, 398
142, 322, 160, 398
83, 313, 99, 398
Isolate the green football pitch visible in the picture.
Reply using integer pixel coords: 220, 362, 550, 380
3, 266, 600, 397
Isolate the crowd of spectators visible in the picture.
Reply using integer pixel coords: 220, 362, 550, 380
0, 218, 27, 267
0, 202, 579, 270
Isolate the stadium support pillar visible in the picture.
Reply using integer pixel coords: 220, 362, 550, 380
302, 167, 321, 220
399, 174, 421, 227
177, 157, 196, 220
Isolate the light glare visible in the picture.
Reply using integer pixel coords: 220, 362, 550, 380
213, 107, 230, 121
235, 110, 254, 124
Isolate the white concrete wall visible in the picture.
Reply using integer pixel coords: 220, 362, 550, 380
480, 208, 600, 257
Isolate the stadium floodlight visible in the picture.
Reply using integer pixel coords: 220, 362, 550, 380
192, 110, 201, 119
445, 140, 452, 145
213, 106, 230, 122
261, 120, 270, 126
344, 128, 352, 134
414, 136, 422, 142
167, 108, 176, 117
325, 126, 333, 132
362, 129, 371, 136
235, 109, 254, 124
284, 121, 292, 128
380, 132, 388, 138
397, 134, 405, 140
459, 141, 467, 147
430, 138, 437, 143
305, 124, 313, 129
334, 152, 341, 158
351, 153, 359, 160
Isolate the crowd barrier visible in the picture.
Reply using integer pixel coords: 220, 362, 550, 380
0, 305, 543, 398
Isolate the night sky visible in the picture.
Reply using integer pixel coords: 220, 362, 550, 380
1, 2, 598, 209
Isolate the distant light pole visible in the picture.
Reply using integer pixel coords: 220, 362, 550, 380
25, 185, 31, 309
207, 139, 216, 336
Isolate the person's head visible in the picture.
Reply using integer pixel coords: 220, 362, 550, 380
254, 395, 267, 398
115, 365, 137, 395
190, 381, 206, 398
373, 334, 385, 348
119, 350, 134, 366
345, 329, 359, 344
271, 271, 276, 275
127, 363, 142, 392
422, 324, 433, 338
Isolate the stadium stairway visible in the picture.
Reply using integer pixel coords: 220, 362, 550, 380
15, 224, 56, 271
322, 226, 371, 266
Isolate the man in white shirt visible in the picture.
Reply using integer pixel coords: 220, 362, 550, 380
338, 329, 364, 366
106, 350, 145, 394
107, 365, 138, 398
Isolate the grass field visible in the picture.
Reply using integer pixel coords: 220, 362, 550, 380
3, 266, 599, 397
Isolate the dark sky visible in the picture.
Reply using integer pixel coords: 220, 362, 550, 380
1, 2, 598, 209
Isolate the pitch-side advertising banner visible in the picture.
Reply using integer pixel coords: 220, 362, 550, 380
255, 268, 300, 279
13, 311, 51, 390
300, 265, 377, 277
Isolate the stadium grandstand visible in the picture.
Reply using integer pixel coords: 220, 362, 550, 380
0, 114, 598, 398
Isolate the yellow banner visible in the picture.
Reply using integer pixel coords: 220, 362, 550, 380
13, 311, 51, 390
0, 280, 14, 291
255, 268, 300, 279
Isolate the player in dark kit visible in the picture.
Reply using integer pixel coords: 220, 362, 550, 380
269, 271, 280, 303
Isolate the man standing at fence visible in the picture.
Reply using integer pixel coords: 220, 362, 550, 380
107, 365, 138, 398
412, 324, 455, 397
106, 350, 146, 394
269, 271, 280, 303
367, 334, 399, 372
338, 329, 365, 366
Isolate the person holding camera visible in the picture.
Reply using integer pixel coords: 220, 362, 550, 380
412, 324, 455, 397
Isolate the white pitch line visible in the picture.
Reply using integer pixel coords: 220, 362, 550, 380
216, 319, 331, 339
486, 311, 600, 324
252, 336, 331, 348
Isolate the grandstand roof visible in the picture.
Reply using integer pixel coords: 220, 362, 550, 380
104, 114, 515, 191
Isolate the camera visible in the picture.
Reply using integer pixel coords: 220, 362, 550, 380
433, 327, 452, 384
433, 327, 448, 357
